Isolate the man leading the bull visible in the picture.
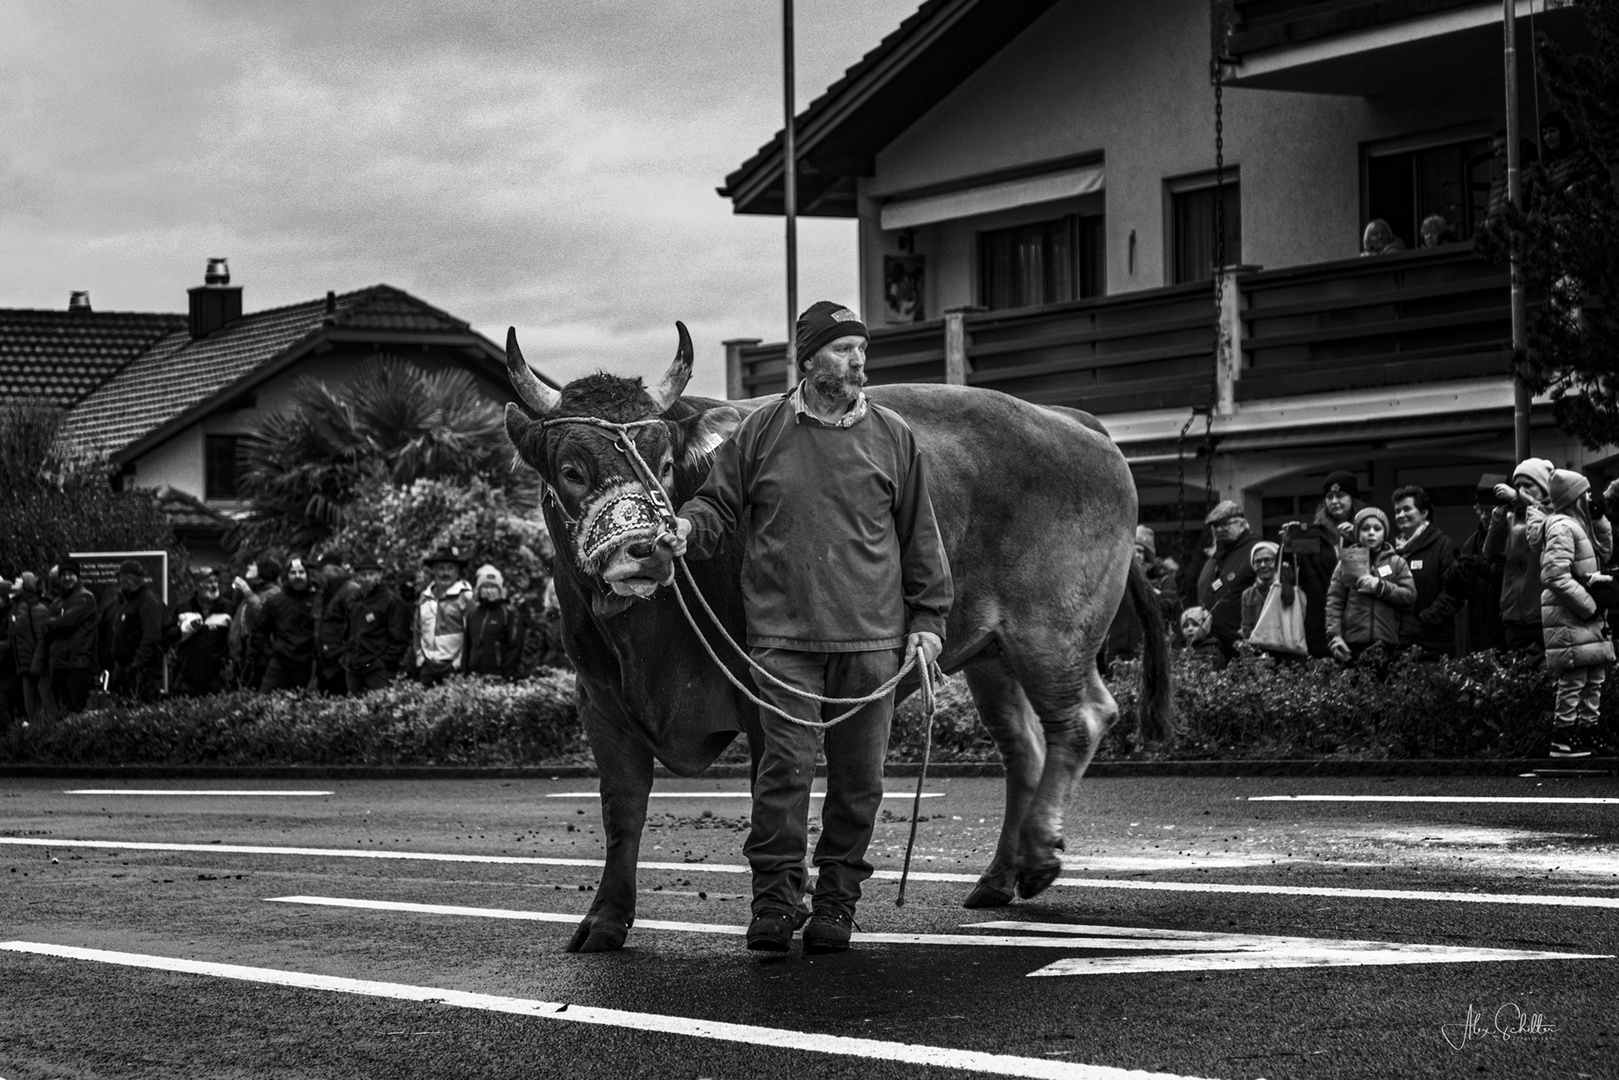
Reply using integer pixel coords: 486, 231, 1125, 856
665, 300, 953, 956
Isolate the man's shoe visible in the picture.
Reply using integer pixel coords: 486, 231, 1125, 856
802, 908, 857, 955
1549, 728, 1594, 759
746, 909, 797, 953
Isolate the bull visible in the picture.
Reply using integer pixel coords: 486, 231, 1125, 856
502, 323, 1172, 952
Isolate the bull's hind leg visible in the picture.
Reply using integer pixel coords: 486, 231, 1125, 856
961, 660, 1045, 908
1013, 656, 1119, 900
568, 700, 654, 953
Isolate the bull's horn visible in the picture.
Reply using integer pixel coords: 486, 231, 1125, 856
645, 321, 694, 414
507, 327, 561, 416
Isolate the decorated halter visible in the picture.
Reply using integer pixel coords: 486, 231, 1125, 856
537, 415, 680, 573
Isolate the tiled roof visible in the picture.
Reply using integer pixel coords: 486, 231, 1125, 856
60, 285, 473, 459
0, 309, 187, 408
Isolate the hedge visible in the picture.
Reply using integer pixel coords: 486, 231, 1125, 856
0, 649, 1586, 768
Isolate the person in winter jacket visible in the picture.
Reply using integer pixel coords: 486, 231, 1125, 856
0, 581, 17, 727
8, 574, 49, 719
414, 545, 473, 686
229, 558, 282, 691
1390, 486, 1461, 659
342, 557, 411, 694
1195, 501, 1259, 666
1445, 476, 1508, 653
40, 558, 100, 713
1539, 470, 1615, 758
173, 569, 234, 696
109, 560, 166, 704
1486, 458, 1555, 654
536, 578, 570, 670
1326, 507, 1416, 663
312, 553, 361, 695
1281, 471, 1362, 659
1239, 541, 1299, 656
1105, 527, 1181, 662
465, 565, 526, 680
257, 558, 318, 692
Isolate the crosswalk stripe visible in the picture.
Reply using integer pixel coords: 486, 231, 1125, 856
1249, 795, 1619, 804
0, 941, 1216, 1080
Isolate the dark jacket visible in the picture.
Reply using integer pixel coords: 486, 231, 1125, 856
174, 592, 234, 688
9, 589, 48, 678
316, 573, 362, 669
679, 388, 953, 650
43, 585, 101, 671
1448, 525, 1507, 653
112, 584, 166, 673
257, 582, 318, 664
1394, 525, 1460, 655
1287, 514, 1347, 658
343, 585, 411, 673
1326, 545, 1416, 647
466, 598, 525, 679
1196, 532, 1259, 647
0, 598, 13, 678
1485, 508, 1542, 626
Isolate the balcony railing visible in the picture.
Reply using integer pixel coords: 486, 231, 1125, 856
729, 246, 1512, 413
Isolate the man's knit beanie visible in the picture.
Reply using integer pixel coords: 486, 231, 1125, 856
795, 301, 868, 371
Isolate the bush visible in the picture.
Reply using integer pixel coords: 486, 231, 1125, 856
1, 649, 1574, 768
3, 672, 583, 767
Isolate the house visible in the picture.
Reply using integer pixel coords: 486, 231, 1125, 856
2, 260, 544, 567
718, 0, 1603, 553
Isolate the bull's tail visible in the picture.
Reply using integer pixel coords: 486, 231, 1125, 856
1125, 558, 1174, 741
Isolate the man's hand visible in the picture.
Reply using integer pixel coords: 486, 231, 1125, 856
658, 517, 692, 558
905, 631, 943, 668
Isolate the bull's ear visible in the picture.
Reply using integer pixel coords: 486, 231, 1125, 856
504, 403, 547, 470
675, 405, 741, 471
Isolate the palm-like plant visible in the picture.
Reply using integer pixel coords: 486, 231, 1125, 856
234, 358, 529, 554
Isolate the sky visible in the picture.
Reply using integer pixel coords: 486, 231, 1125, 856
0, 0, 922, 399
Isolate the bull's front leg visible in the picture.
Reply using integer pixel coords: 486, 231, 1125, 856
567, 703, 654, 953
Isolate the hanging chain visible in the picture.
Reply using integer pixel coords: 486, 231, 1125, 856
1207, 30, 1230, 512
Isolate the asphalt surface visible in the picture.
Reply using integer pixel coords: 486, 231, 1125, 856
2, 773, 1616, 1079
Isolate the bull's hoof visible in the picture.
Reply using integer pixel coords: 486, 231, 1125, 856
564, 917, 628, 953
962, 881, 1015, 909
1015, 863, 1063, 900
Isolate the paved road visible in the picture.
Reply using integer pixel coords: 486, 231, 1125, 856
2, 773, 1616, 1079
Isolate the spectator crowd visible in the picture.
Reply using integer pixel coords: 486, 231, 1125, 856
0, 544, 569, 727
1117, 463, 1619, 760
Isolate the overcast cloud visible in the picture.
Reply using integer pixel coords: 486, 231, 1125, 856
0, 0, 919, 398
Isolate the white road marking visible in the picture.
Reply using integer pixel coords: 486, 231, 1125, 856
969, 920, 1614, 976
63, 790, 335, 797
259, 899, 1612, 979
545, 791, 944, 799
1249, 795, 1619, 805
5, 837, 1617, 908
0, 941, 1213, 1080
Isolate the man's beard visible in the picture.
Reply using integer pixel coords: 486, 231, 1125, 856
808, 362, 866, 405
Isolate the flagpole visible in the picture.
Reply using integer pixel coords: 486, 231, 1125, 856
1505, 0, 1531, 461
783, 0, 800, 389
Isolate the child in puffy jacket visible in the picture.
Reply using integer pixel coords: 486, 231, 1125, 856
1326, 507, 1416, 663
1539, 470, 1615, 758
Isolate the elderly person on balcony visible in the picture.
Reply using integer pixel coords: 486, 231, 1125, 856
1361, 219, 1407, 256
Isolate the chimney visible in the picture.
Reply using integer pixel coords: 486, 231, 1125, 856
67, 291, 92, 314
187, 257, 243, 338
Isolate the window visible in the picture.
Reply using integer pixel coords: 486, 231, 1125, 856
1169, 175, 1241, 284
1365, 134, 1493, 250
977, 213, 1103, 311
204, 435, 246, 501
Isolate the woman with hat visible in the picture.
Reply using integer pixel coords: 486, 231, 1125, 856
1538, 470, 1615, 758
1282, 471, 1364, 659
414, 544, 473, 686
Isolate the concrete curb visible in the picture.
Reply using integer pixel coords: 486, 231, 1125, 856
1, 758, 1613, 780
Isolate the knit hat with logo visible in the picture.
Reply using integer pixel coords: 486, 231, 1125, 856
795, 301, 868, 371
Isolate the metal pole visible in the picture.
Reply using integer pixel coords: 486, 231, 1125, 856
783, 0, 800, 389
1505, 0, 1531, 461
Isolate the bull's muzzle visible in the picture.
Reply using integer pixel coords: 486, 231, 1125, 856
577, 483, 675, 598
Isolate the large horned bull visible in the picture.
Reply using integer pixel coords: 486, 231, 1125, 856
504, 323, 1171, 952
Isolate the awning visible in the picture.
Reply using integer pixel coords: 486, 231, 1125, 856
879, 163, 1105, 231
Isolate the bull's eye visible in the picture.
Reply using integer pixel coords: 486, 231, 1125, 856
660, 460, 674, 479
559, 464, 586, 486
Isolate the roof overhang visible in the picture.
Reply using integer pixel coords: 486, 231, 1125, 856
719, 0, 1062, 218
1226, 0, 1588, 95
